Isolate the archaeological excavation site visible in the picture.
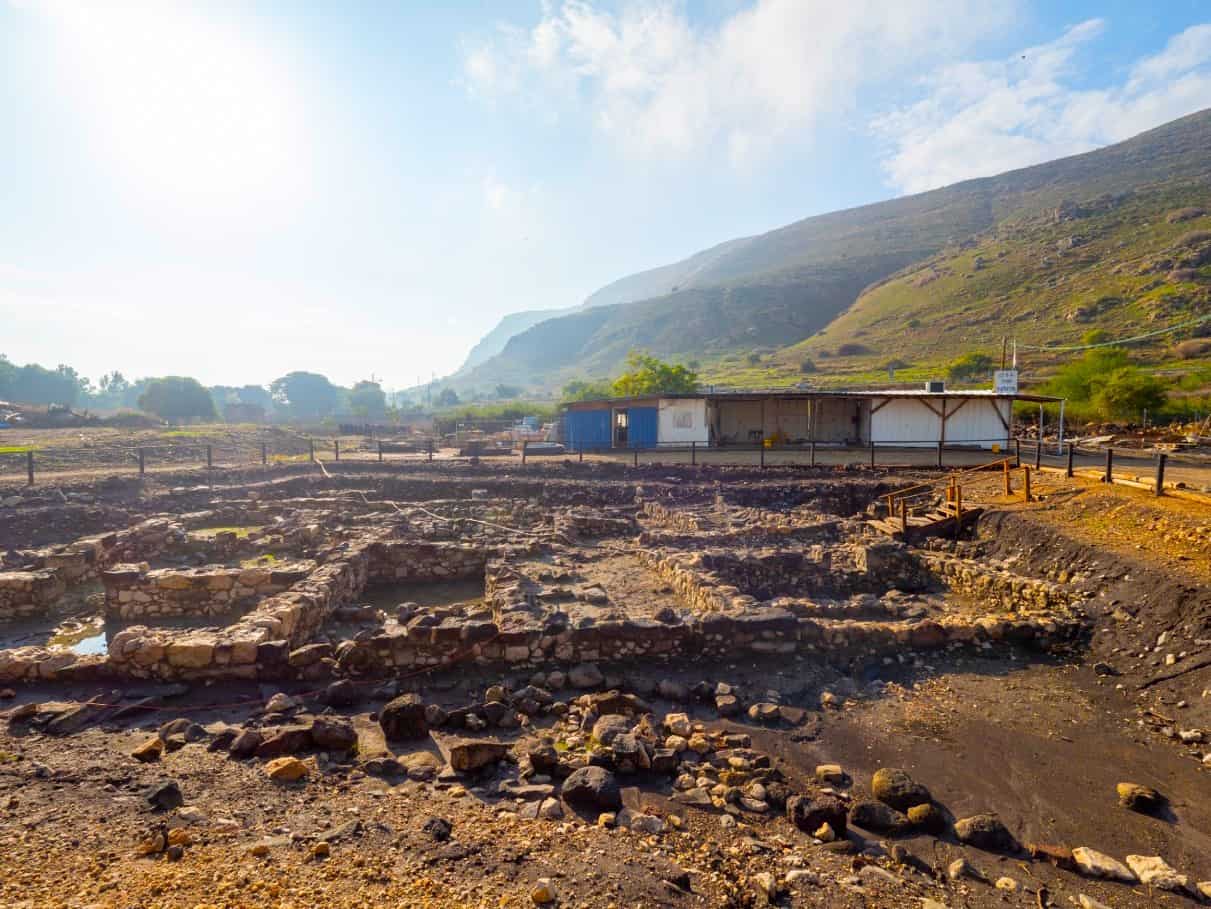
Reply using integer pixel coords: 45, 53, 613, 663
1, 455, 1210, 908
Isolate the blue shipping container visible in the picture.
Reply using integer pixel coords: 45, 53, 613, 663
564, 408, 612, 450
626, 406, 658, 448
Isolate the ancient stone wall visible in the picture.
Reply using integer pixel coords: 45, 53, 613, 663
0, 570, 67, 622
100, 561, 315, 620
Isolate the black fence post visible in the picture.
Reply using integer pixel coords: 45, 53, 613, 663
1155, 452, 1167, 496
427, 439, 433, 462
870, 440, 876, 468
759, 444, 765, 469
1104, 447, 1113, 483
1066, 443, 1074, 478
206, 445, 213, 469
26, 449, 34, 486
309, 439, 315, 463
521, 440, 528, 465
810, 440, 816, 467
334, 439, 340, 462
377, 441, 383, 463
1014, 438, 1021, 467
937, 442, 943, 469
1034, 440, 1042, 470
633, 447, 638, 468
138, 448, 146, 476
261, 442, 267, 466
690, 441, 696, 466
578, 447, 583, 463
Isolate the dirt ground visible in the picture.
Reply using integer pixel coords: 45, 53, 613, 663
1, 459, 1209, 908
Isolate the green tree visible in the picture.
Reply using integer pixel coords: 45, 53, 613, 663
270, 371, 339, 419
560, 378, 613, 402
945, 352, 994, 382
1089, 367, 1168, 420
349, 380, 387, 418
494, 383, 522, 399
610, 351, 699, 397
138, 376, 217, 421
1042, 347, 1131, 403
435, 387, 460, 407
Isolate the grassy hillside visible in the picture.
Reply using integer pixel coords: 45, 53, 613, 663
451, 109, 1211, 395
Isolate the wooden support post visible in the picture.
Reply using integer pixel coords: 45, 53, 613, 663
309, 439, 315, 463
808, 399, 816, 467
138, 448, 146, 476
1066, 442, 1074, 478
954, 485, 963, 539
1155, 452, 1167, 496
1022, 465, 1032, 502
1034, 438, 1042, 470
377, 441, 383, 462
578, 448, 583, 463
1104, 448, 1113, 483
261, 442, 267, 466
206, 445, 213, 469
690, 441, 696, 466
26, 449, 34, 486
900, 496, 908, 534
334, 439, 340, 461
521, 440, 528, 465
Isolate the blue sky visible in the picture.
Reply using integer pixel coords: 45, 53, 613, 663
2, 1, 1210, 390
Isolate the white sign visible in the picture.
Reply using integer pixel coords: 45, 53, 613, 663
993, 369, 1019, 395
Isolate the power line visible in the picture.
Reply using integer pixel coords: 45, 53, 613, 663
1016, 312, 1211, 353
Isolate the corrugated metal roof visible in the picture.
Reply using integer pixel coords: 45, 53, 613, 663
562, 387, 1062, 408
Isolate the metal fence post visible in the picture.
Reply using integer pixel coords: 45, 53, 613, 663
206, 445, 213, 469
1015, 439, 1021, 467
26, 450, 34, 486
1104, 448, 1113, 483
521, 440, 528, 465
936, 441, 943, 469
869, 440, 875, 468
427, 439, 433, 462
1066, 443, 1074, 478
138, 448, 145, 476
633, 447, 638, 467
810, 440, 816, 467
1155, 452, 1167, 496
378, 441, 383, 463
1034, 439, 1042, 470
1003, 459, 1011, 496
759, 443, 765, 469
334, 439, 340, 461
690, 441, 696, 466
309, 439, 315, 462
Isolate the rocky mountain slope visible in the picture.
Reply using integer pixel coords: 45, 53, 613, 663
452, 109, 1211, 393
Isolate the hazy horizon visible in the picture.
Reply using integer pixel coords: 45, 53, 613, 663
4, 1, 1211, 390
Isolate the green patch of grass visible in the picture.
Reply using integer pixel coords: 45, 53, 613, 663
0, 445, 33, 454
240, 554, 278, 568
160, 429, 212, 438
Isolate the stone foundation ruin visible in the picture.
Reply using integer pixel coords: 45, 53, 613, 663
0, 464, 1088, 686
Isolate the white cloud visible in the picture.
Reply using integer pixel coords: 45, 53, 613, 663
873, 21, 1211, 194
461, 0, 1013, 165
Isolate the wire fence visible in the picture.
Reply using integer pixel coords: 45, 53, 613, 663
0, 436, 439, 484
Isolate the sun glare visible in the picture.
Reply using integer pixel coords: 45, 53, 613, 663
43, 2, 307, 218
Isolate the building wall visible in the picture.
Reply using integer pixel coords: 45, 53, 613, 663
625, 406, 659, 447
658, 398, 708, 445
564, 408, 612, 449
870, 397, 1009, 449
814, 398, 864, 444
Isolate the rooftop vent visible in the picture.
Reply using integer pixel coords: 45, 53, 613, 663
925, 380, 945, 393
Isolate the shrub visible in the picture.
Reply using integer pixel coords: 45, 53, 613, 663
1176, 230, 1211, 248
1089, 367, 1168, 421
835, 343, 870, 356
945, 352, 994, 382
747, 352, 762, 365
798, 358, 817, 374
1166, 208, 1205, 224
